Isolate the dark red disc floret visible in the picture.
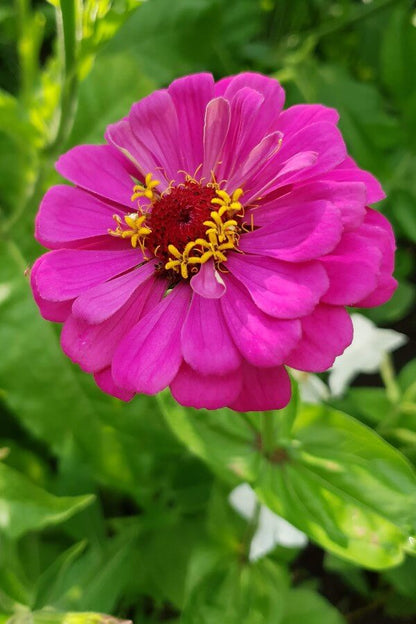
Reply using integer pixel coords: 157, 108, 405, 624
147, 181, 216, 264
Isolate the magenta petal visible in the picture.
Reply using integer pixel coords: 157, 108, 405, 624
202, 97, 230, 180
321, 233, 382, 305
241, 200, 342, 261
355, 208, 397, 307
322, 156, 386, 204
72, 261, 155, 324
34, 249, 141, 301
253, 181, 366, 232
244, 122, 347, 201
277, 104, 339, 134
221, 275, 301, 367
128, 90, 182, 181
105, 119, 165, 189
220, 73, 285, 135
35, 185, 124, 249
227, 254, 329, 319
190, 261, 226, 298
168, 73, 215, 173
181, 294, 241, 374
217, 87, 264, 181
112, 284, 191, 394
170, 362, 242, 410
30, 257, 73, 322
61, 279, 155, 373
94, 367, 134, 402
228, 131, 283, 191
56, 144, 135, 206
228, 362, 291, 412
286, 304, 353, 372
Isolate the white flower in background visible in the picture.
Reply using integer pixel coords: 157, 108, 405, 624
290, 370, 329, 404
328, 313, 407, 397
229, 483, 307, 561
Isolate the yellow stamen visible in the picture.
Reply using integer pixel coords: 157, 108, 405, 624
131, 172, 161, 203
108, 212, 151, 255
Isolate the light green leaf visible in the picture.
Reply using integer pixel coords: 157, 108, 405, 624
281, 589, 345, 624
0, 463, 93, 539
163, 395, 416, 569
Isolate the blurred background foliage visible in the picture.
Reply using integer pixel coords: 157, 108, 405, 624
1, 0, 416, 623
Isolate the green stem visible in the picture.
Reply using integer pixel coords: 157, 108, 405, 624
379, 354, 401, 405
261, 412, 275, 456
46, 0, 79, 153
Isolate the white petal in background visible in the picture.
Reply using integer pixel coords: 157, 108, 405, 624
328, 313, 407, 397
229, 483, 308, 562
291, 370, 329, 404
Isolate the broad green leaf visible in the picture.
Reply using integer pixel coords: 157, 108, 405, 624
33, 541, 87, 609
181, 558, 288, 624
0, 241, 173, 496
47, 528, 140, 612
0, 463, 93, 539
280, 589, 345, 624
163, 395, 416, 569
159, 392, 259, 485
6, 610, 131, 624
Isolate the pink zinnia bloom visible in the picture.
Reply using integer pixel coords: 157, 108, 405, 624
31, 73, 397, 411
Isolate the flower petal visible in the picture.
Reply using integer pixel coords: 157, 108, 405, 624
286, 304, 353, 372
170, 362, 242, 410
221, 275, 301, 367
33, 249, 142, 301
201, 97, 230, 180
35, 185, 125, 249
30, 257, 73, 322
168, 73, 215, 173
244, 122, 347, 202
56, 144, 135, 206
321, 156, 385, 204
94, 367, 135, 402
355, 208, 397, 307
181, 293, 241, 374
61, 277, 157, 373
228, 362, 291, 412
320, 233, 382, 305
219, 72, 285, 135
190, 260, 226, 299
277, 104, 339, 134
241, 200, 342, 262
112, 283, 191, 394
72, 261, 156, 324
128, 89, 183, 181
252, 180, 366, 232
227, 254, 328, 319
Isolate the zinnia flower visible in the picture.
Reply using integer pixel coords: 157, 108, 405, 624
31, 72, 397, 411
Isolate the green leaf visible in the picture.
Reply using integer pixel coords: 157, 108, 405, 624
159, 391, 258, 485
280, 588, 345, 624
0, 463, 93, 539
256, 405, 416, 569
0, 240, 174, 496
163, 396, 416, 569
181, 558, 288, 624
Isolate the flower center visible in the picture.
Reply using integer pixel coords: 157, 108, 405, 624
147, 181, 216, 265
108, 174, 244, 279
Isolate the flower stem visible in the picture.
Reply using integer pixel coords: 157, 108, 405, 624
379, 354, 401, 405
261, 412, 275, 457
